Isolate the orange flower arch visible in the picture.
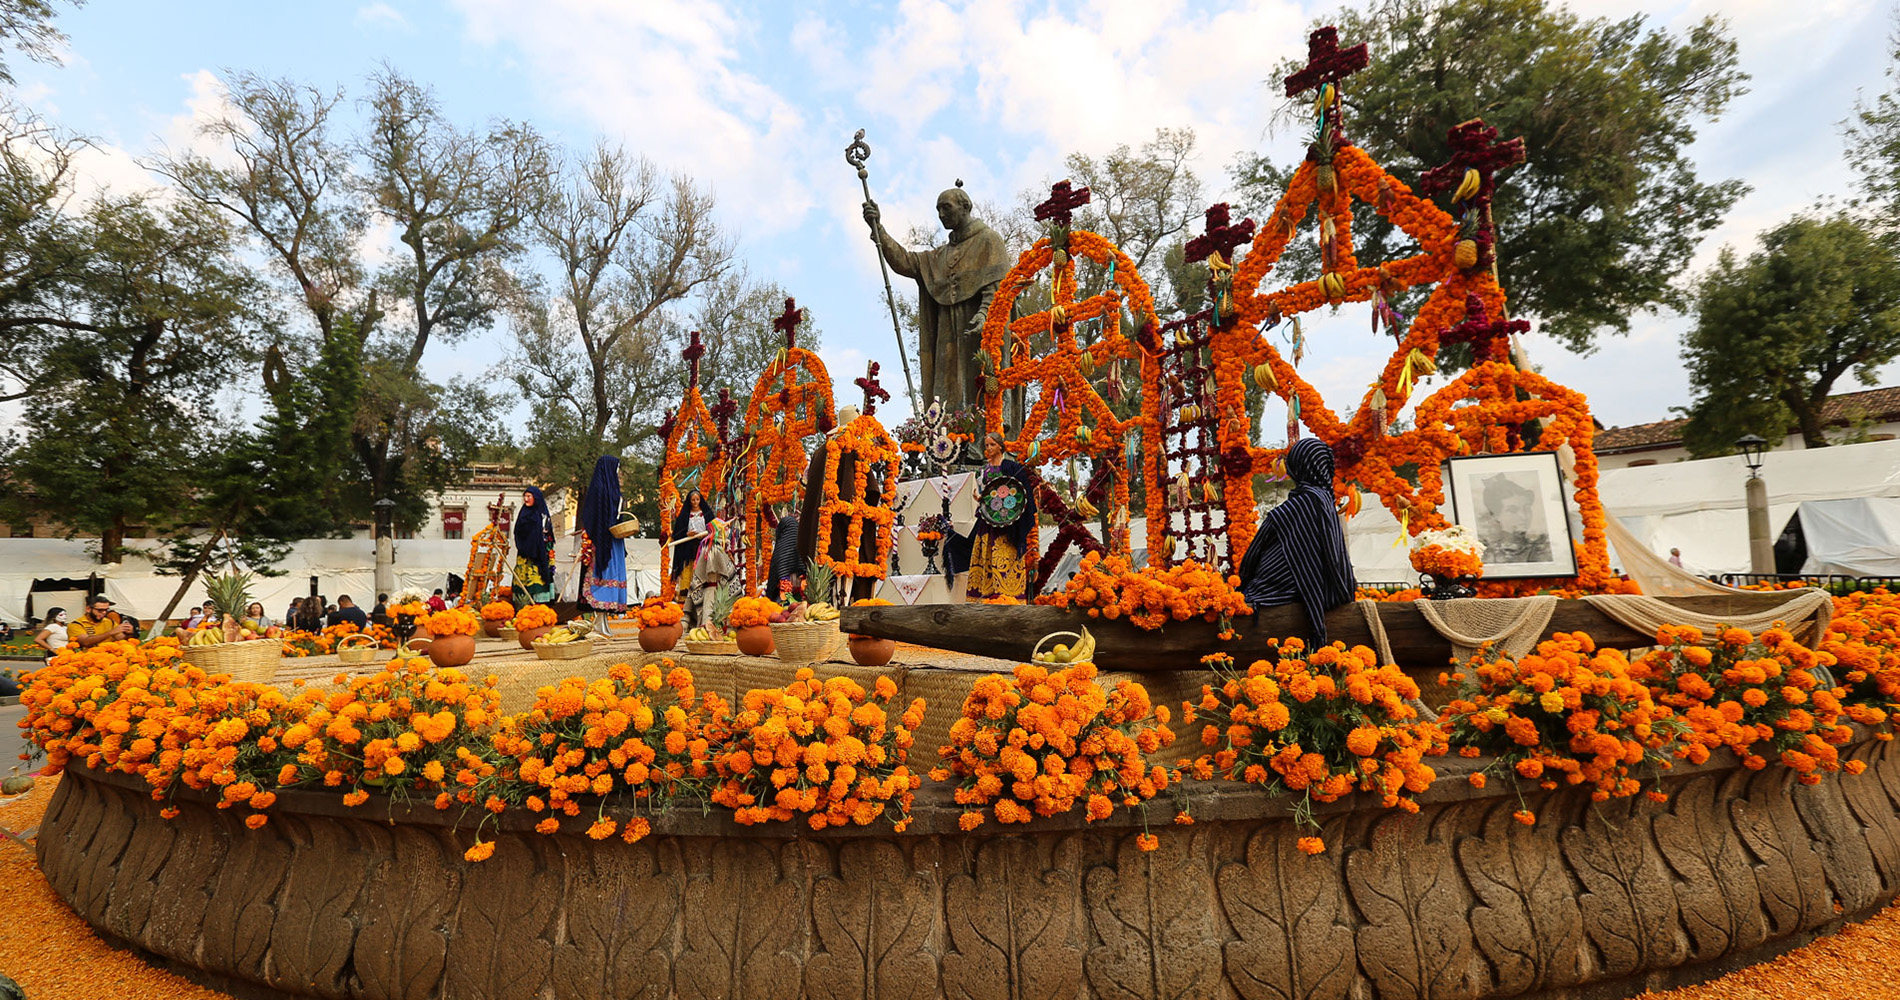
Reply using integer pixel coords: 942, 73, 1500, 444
742, 346, 834, 594
813, 413, 901, 580
658, 383, 726, 600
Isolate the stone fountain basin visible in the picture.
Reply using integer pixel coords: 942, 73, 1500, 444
35, 736, 1900, 1000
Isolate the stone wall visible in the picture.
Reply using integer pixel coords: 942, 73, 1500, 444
36, 737, 1900, 1000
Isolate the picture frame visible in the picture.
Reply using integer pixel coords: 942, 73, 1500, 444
1444, 451, 1578, 580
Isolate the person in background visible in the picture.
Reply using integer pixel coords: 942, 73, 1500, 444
184, 602, 214, 629
578, 455, 629, 631
427, 588, 447, 613
67, 598, 133, 649
244, 601, 274, 632
33, 608, 67, 662
292, 597, 324, 633
284, 598, 300, 625
327, 595, 369, 630
1669, 548, 1684, 568
1237, 437, 1357, 644
371, 593, 389, 625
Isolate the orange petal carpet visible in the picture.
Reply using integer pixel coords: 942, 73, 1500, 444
0, 772, 1894, 999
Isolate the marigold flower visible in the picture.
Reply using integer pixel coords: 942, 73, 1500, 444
464, 840, 496, 862
1296, 836, 1326, 855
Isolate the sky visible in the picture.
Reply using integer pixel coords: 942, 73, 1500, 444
7, 0, 1899, 438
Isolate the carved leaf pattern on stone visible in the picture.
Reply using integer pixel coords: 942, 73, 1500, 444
353, 825, 462, 1000
553, 837, 680, 1000
941, 836, 1083, 1000
269, 817, 368, 998
1792, 774, 1882, 916
1084, 831, 1221, 1000
676, 839, 814, 1000
1652, 773, 1766, 962
806, 839, 940, 1000
1730, 769, 1832, 936
71, 780, 139, 922
199, 809, 292, 982
101, 791, 180, 944
441, 835, 558, 1000
138, 804, 225, 960
1218, 821, 1355, 1000
1842, 743, 1900, 887
1458, 802, 1585, 995
1561, 797, 1685, 979
1344, 810, 1478, 1000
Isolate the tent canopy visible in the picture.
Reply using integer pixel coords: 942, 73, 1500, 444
1795, 497, 1900, 577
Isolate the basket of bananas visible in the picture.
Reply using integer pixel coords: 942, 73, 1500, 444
335, 632, 381, 664
1030, 626, 1096, 666
768, 601, 843, 666
682, 624, 739, 656
531, 620, 597, 660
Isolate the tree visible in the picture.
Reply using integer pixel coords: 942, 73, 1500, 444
10, 195, 265, 561
0, 100, 92, 402
690, 270, 819, 400
1240, 0, 1748, 352
0, 0, 76, 86
1679, 214, 1900, 456
1846, 26, 1900, 226
506, 143, 733, 496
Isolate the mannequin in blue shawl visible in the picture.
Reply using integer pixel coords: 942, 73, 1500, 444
1237, 438, 1356, 644
578, 456, 628, 624
512, 486, 557, 605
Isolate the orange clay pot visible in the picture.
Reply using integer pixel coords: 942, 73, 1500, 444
735, 624, 775, 657
639, 623, 683, 653
517, 625, 554, 650
847, 634, 895, 667
426, 633, 476, 668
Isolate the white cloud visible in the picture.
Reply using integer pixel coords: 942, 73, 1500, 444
355, 3, 412, 32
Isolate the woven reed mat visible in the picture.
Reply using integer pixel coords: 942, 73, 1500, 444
1579, 589, 1833, 649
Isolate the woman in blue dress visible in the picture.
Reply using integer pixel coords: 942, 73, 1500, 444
512, 486, 558, 606
578, 455, 629, 625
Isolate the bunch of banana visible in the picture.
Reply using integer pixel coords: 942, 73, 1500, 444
688, 626, 717, 641
1035, 627, 1097, 665
1252, 362, 1276, 391
805, 602, 841, 622
565, 619, 595, 637
1074, 493, 1099, 518
187, 628, 225, 647
1452, 167, 1482, 203
1320, 272, 1347, 302
540, 626, 584, 645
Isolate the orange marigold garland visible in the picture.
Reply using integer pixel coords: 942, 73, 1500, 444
742, 304, 834, 595
933, 658, 1175, 839
813, 412, 901, 579
658, 380, 726, 601
636, 597, 684, 628
711, 668, 925, 831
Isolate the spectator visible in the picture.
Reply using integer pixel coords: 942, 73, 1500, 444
184, 602, 215, 629
327, 595, 369, 630
427, 588, 447, 613
244, 601, 275, 632
1668, 547, 1684, 568
292, 597, 324, 633
33, 608, 67, 662
67, 598, 133, 649
371, 593, 389, 625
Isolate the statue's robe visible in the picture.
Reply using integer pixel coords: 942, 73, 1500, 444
876, 219, 1011, 413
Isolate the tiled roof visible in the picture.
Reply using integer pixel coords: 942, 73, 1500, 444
1596, 386, 1900, 453
1596, 418, 1688, 452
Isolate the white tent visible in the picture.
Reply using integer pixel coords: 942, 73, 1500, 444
1792, 497, 1900, 577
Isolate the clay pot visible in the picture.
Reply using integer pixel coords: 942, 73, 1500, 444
518, 625, 554, 649
427, 633, 476, 668
481, 620, 503, 639
639, 623, 683, 653
847, 634, 895, 667
735, 624, 775, 657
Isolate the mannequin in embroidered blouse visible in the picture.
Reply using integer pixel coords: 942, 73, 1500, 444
1236, 437, 1357, 644
967, 431, 1036, 602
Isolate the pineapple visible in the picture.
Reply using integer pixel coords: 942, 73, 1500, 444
805, 558, 835, 609
203, 570, 255, 643
708, 584, 735, 638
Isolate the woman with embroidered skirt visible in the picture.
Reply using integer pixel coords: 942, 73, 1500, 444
512, 486, 558, 606
578, 456, 628, 631
966, 431, 1036, 602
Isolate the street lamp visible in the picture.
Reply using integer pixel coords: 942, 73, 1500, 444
1735, 435, 1773, 574
373, 497, 397, 598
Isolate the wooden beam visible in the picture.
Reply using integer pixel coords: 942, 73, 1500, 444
838, 593, 1817, 672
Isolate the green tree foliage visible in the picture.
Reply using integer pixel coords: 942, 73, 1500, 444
1679, 214, 1900, 456
11, 196, 264, 559
0, 0, 75, 86
1847, 27, 1900, 226
1237, 0, 1748, 352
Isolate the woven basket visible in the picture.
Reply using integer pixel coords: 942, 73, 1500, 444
609, 518, 642, 539
533, 636, 597, 661
769, 620, 842, 666
683, 639, 740, 656
500, 626, 518, 642
335, 633, 380, 664
181, 638, 283, 684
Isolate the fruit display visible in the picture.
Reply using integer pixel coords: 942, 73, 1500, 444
1032, 627, 1096, 665
537, 620, 594, 645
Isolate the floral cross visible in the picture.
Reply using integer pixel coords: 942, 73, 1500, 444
682, 329, 706, 386
772, 297, 803, 349
1033, 180, 1092, 228
1283, 26, 1368, 97
855, 360, 890, 416
1183, 203, 1256, 265
710, 386, 740, 445
1418, 119, 1526, 204
1440, 292, 1531, 365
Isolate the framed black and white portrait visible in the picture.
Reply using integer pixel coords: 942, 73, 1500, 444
1444, 452, 1578, 579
